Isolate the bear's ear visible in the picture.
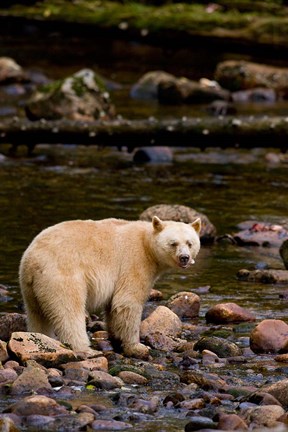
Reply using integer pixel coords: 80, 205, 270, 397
152, 216, 164, 232
191, 218, 201, 235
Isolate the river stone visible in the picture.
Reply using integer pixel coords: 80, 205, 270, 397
233, 220, 288, 247
10, 363, 52, 395
60, 357, 108, 373
167, 291, 200, 319
133, 147, 173, 163
8, 332, 78, 366
215, 60, 288, 93
261, 379, 288, 406
130, 70, 176, 100
0, 368, 18, 386
217, 413, 248, 430
139, 204, 216, 243
145, 331, 184, 351
237, 269, 288, 284
250, 319, 288, 354
280, 239, 288, 269
184, 416, 217, 431
180, 370, 227, 391
205, 302, 256, 324
88, 370, 123, 390
194, 336, 242, 358
0, 57, 26, 83
91, 420, 132, 430
140, 305, 182, 339
5, 395, 68, 416
232, 87, 277, 103
25, 68, 115, 121
118, 371, 148, 385
158, 76, 230, 104
0, 314, 27, 341
241, 405, 285, 428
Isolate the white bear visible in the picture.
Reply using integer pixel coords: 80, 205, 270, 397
19, 216, 201, 359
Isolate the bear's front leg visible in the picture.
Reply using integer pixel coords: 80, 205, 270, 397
107, 299, 150, 360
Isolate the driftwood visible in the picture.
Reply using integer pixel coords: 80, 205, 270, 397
1, 116, 288, 151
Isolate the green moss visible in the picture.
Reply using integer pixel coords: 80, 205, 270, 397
1, 1, 288, 48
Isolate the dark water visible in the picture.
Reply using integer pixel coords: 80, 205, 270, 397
0, 144, 288, 324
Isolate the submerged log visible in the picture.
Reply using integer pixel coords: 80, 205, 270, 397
1, 116, 288, 150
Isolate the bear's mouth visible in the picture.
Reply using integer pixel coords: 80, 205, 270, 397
178, 259, 195, 269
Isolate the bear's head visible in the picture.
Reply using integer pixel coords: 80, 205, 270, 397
152, 216, 201, 270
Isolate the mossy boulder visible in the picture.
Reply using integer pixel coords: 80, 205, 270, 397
25, 69, 115, 121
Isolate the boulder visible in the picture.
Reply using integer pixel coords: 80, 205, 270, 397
10, 364, 52, 395
8, 332, 78, 366
131, 70, 230, 104
140, 306, 182, 339
167, 291, 200, 320
250, 319, 288, 354
5, 395, 68, 416
205, 302, 256, 324
0, 314, 26, 341
241, 405, 285, 428
215, 60, 288, 96
130, 70, 175, 100
261, 379, 288, 406
25, 68, 115, 121
0, 57, 26, 83
139, 204, 216, 243
194, 336, 242, 358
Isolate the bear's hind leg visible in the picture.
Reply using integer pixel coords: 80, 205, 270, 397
23, 292, 56, 338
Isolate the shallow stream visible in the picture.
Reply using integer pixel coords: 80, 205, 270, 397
1, 34, 288, 430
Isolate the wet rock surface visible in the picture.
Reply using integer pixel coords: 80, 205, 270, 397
0, 288, 288, 431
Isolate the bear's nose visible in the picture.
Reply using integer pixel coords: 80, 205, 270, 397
179, 255, 190, 265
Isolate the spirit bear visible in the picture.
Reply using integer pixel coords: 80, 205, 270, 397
19, 216, 201, 359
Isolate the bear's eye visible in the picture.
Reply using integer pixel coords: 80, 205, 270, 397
187, 241, 193, 248
170, 241, 178, 247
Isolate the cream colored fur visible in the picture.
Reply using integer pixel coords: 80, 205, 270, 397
19, 216, 201, 359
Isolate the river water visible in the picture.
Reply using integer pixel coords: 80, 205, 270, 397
0, 36, 288, 323
0, 32, 288, 432
1, 143, 288, 323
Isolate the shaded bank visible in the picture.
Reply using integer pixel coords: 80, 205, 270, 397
1, 1, 288, 56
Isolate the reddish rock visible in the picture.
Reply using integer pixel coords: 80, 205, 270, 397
178, 398, 205, 410
217, 412, 248, 430
261, 379, 288, 406
0, 369, 18, 386
60, 357, 108, 373
140, 306, 182, 339
118, 371, 148, 385
241, 405, 285, 428
148, 289, 163, 301
168, 291, 200, 320
250, 319, 288, 354
5, 395, 68, 416
206, 302, 256, 324
8, 332, 78, 367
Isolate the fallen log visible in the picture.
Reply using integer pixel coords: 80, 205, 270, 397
1, 116, 288, 151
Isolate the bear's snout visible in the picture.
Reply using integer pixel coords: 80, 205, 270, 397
179, 254, 190, 267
